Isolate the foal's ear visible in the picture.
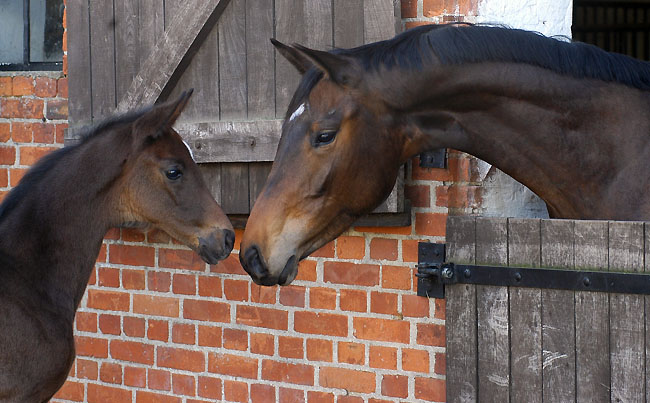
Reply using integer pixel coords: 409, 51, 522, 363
292, 44, 361, 88
271, 38, 313, 74
134, 89, 193, 140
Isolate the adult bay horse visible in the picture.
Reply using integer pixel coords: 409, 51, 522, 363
240, 23, 650, 286
0, 91, 234, 402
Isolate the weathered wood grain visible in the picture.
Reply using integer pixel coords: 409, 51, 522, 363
114, 0, 139, 102
274, 0, 305, 115
363, 0, 398, 43
475, 217, 509, 403
334, 0, 364, 48
540, 219, 576, 403
246, 0, 275, 119
507, 218, 542, 403
65, 0, 91, 129
89, 0, 117, 120
574, 220, 610, 403
304, 0, 333, 49
198, 163, 223, 205
218, 0, 246, 120
446, 215, 477, 403
248, 163, 273, 210
220, 163, 249, 215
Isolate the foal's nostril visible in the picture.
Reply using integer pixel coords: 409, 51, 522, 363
223, 229, 235, 252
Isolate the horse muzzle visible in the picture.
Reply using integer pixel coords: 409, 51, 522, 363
240, 245, 298, 286
197, 229, 235, 264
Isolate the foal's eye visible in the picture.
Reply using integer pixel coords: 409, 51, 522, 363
165, 169, 183, 180
314, 130, 338, 146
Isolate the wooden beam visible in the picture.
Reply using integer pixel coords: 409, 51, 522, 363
116, 0, 231, 112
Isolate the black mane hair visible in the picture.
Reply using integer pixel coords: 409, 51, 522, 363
287, 23, 650, 116
0, 106, 151, 222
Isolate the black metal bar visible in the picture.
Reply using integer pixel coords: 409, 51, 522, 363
416, 243, 446, 298
419, 149, 446, 169
23, 0, 30, 64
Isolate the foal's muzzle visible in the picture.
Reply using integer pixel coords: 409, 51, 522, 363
198, 229, 235, 264
240, 246, 297, 286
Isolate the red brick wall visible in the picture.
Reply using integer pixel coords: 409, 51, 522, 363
0, 1, 486, 402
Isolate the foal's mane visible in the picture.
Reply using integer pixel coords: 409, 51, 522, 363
0, 107, 151, 222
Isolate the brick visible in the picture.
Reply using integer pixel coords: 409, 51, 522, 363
311, 240, 334, 258
338, 396, 364, 403
417, 323, 446, 346
173, 273, 196, 295
224, 380, 248, 402
198, 275, 222, 297
415, 212, 447, 237
19, 146, 58, 165
0, 77, 12, 96
381, 375, 408, 398
402, 239, 419, 263
354, 225, 411, 235
319, 367, 375, 393
0, 147, 15, 165
306, 338, 332, 362
381, 265, 412, 290
124, 366, 146, 387
308, 391, 334, 403
279, 336, 303, 359
369, 346, 397, 370
57, 77, 68, 97
10, 168, 28, 187
236, 305, 288, 330
323, 262, 379, 286
208, 353, 258, 379
434, 298, 445, 319
210, 254, 246, 275
224, 279, 249, 301
34, 77, 57, 97
0, 169, 6, 187
354, 317, 410, 343
55, 123, 67, 143
295, 259, 317, 282
75, 311, 97, 333
184, 299, 230, 322
262, 360, 314, 385
198, 325, 222, 348
172, 323, 196, 345
198, 376, 223, 400
370, 291, 399, 315
279, 285, 305, 307
52, 380, 84, 401
76, 358, 98, 380
148, 319, 169, 341
0, 98, 44, 119
148, 271, 171, 292
147, 228, 171, 244
97, 267, 119, 287
12, 122, 33, 142
309, 287, 337, 310
340, 289, 367, 312
401, 0, 418, 17
99, 362, 122, 384
405, 184, 431, 207
123, 316, 145, 337
294, 311, 347, 337
158, 346, 205, 372
435, 352, 446, 375
403, 294, 430, 317
136, 391, 180, 403
87, 289, 130, 312
415, 377, 446, 402
251, 332, 274, 355
370, 238, 398, 261
133, 295, 179, 317
109, 243, 155, 266
46, 98, 68, 120
110, 340, 154, 365
250, 283, 277, 304
281, 388, 304, 403
402, 348, 430, 373
173, 373, 196, 396
223, 328, 248, 351
87, 384, 131, 403
160, 248, 205, 271
122, 269, 145, 290
99, 314, 120, 335
336, 236, 365, 259
122, 228, 146, 242
0, 123, 9, 142
338, 342, 365, 365
251, 384, 275, 403
12, 76, 34, 96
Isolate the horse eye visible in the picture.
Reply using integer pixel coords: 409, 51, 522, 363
165, 169, 183, 180
315, 130, 337, 146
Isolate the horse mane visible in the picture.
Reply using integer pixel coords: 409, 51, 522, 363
343, 23, 650, 90
0, 106, 151, 222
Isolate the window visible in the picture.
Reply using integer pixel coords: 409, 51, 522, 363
0, 0, 64, 70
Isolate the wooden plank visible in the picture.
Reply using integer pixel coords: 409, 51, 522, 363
248, 163, 272, 210
138, 0, 164, 63
475, 217, 509, 403
65, 0, 91, 129
609, 221, 645, 403
363, 0, 398, 43
246, 0, 275, 119
445, 216, 477, 403
114, 0, 139, 102
507, 218, 542, 403
540, 219, 576, 403
117, 0, 230, 112
274, 0, 305, 116
220, 163, 249, 215
218, 0, 247, 120
198, 163, 222, 205
89, 0, 116, 120
334, 0, 364, 48
176, 120, 283, 163
373, 165, 405, 213
304, 0, 333, 49
574, 220, 610, 403
646, 223, 650, 403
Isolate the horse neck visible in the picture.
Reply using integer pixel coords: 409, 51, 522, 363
393, 61, 648, 218
0, 132, 128, 316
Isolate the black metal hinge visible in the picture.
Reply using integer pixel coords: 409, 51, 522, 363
417, 242, 650, 298
419, 148, 446, 169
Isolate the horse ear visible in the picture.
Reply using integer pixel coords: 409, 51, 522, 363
292, 44, 360, 88
271, 38, 313, 74
134, 89, 193, 140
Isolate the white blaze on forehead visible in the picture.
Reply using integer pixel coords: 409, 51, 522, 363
289, 103, 306, 122
182, 140, 195, 161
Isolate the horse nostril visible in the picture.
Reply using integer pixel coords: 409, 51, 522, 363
242, 246, 269, 280
223, 229, 235, 252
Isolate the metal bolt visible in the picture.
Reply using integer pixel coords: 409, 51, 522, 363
514, 272, 522, 282
195, 141, 202, 150
441, 267, 453, 279
464, 269, 471, 278
583, 277, 590, 287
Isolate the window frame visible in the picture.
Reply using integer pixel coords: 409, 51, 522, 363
0, 0, 63, 72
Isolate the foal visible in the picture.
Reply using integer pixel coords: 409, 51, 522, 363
0, 91, 234, 402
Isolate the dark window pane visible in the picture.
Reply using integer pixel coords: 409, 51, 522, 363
29, 0, 63, 63
0, 0, 25, 64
